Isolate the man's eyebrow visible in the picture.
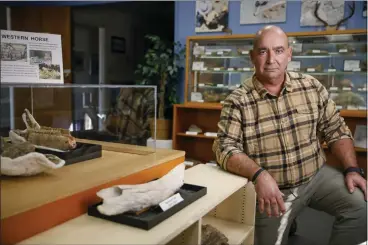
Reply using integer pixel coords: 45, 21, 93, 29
273, 46, 285, 50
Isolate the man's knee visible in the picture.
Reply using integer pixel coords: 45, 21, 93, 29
341, 189, 367, 223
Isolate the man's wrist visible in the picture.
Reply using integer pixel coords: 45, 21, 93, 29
343, 167, 364, 177
252, 168, 265, 183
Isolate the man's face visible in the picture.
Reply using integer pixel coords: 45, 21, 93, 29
250, 31, 292, 80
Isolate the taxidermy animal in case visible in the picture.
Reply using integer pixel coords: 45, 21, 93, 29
96, 163, 185, 216
10, 109, 77, 151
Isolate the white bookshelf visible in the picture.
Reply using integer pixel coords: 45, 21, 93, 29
18, 164, 256, 245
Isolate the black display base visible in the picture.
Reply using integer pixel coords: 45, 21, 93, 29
87, 183, 207, 230
35, 142, 102, 165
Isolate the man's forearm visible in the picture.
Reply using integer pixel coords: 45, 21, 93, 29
330, 138, 358, 169
226, 153, 262, 180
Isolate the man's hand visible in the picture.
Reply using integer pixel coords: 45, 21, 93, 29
345, 172, 367, 201
255, 171, 286, 217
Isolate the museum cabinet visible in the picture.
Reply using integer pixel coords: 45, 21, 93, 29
173, 29, 367, 176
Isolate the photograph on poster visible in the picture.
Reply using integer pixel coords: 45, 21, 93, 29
39, 63, 61, 80
240, 0, 286, 24
195, 0, 229, 33
1, 43, 27, 62
30, 50, 52, 65
300, 0, 344, 26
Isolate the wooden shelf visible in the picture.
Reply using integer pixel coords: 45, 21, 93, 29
202, 216, 253, 245
339, 110, 367, 118
177, 132, 216, 139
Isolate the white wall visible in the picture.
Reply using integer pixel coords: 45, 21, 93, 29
73, 8, 134, 84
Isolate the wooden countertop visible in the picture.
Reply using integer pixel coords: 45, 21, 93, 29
1, 144, 184, 220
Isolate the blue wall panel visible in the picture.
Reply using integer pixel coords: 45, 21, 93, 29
174, 1, 367, 102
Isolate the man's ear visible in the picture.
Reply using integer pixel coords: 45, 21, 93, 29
250, 49, 255, 64
287, 47, 292, 62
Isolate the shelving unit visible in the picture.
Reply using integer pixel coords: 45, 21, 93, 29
18, 164, 256, 245
173, 103, 367, 176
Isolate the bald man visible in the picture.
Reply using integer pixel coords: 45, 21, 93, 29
213, 26, 367, 245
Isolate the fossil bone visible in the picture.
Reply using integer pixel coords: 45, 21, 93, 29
1, 152, 65, 176
9, 109, 77, 151
96, 163, 185, 216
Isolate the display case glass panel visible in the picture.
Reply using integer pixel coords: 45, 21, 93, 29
186, 31, 367, 111
0, 84, 157, 148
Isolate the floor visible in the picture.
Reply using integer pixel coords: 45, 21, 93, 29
288, 207, 335, 245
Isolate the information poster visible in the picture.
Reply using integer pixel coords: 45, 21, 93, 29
1, 29, 64, 84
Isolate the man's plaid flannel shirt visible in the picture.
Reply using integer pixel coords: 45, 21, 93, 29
213, 71, 353, 189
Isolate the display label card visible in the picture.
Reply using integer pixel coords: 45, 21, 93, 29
336, 105, 343, 110
214, 68, 221, 71
339, 49, 348, 53
191, 92, 203, 101
287, 61, 301, 71
344, 60, 360, 71
342, 87, 352, 91
201, 67, 208, 71
192, 61, 204, 71
193, 45, 205, 56
307, 68, 315, 72
1, 29, 64, 84
217, 51, 223, 55
185, 131, 198, 135
227, 68, 234, 71
204, 132, 217, 137
329, 86, 338, 91
327, 69, 337, 72
205, 51, 212, 55
243, 67, 251, 71
198, 83, 205, 87
352, 68, 361, 72
216, 84, 224, 87
291, 43, 303, 53
241, 51, 249, 55
159, 193, 184, 212
312, 49, 321, 53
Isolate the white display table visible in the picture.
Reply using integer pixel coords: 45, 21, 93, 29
18, 164, 256, 245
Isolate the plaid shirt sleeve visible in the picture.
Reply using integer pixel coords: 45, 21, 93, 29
213, 97, 244, 171
313, 78, 353, 146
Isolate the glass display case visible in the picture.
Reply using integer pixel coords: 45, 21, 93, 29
185, 30, 367, 111
0, 84, 157, 148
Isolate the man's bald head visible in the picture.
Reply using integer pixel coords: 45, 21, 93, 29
253, 25, 289, 50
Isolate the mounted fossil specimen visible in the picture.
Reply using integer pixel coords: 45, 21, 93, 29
10, 109, 77, 151
96, 163, 185, 216
314, 1, 355, 31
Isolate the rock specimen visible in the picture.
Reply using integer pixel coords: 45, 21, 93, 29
201, 224, 229, 245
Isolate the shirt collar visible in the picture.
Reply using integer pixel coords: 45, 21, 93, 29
243, 72, 293, 99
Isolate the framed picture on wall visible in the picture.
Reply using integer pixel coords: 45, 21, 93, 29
240, 0, 287, 24
300, 0, 344, 26
195, 0, 229, 33
111, 36, 126, 54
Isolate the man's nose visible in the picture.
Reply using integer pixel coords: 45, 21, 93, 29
266, 50, 275, 64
